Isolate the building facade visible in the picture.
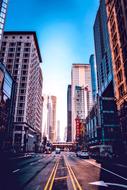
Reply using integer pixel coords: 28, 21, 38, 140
94, 0, 113, 96
86, 0, 121, 153
57, 120, 60, 142
0, 62, 15, 151
86, 95, 121, 154
67, 85, 72, 142
0, 0, 8, 49
47, 96, 57, 142
89, 54, 97, 102
106, 0, 127, 153
0, 31, 43, 152
71, 64, 93, 141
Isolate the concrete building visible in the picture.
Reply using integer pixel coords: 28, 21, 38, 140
0, 31, 43, 152
57, 120, 60, 142
106, 0, 127, 153
47, 96, 57, 142
89, 54, 97, 102
71, 64, 92, 141
0, 62, 15, 151
67, 85, 72, 142
0, 0, 8, 49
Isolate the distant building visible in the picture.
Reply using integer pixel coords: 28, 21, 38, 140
57, 120, 61, 142
67, 85, 72, 142
0, 0, 8, 49
71, 64, 92, 141
89, 54, 97, 102
47, 96, 57, 142
0, 62, 15, 151
106, 0, 127, 153
64, 127, 67, 142
0, 31, 43, 152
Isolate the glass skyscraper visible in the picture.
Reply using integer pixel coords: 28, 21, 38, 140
0, 0, 8, 49
0, 62, 15, 151
89, 54, 97, 102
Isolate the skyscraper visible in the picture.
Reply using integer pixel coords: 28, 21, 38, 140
89, 54, 97, 102
67, 85, 72, 142
0, 62, 15, 151
57, 120, 60, 142
47, 96, 57, 142
0, 0, 8, 49
89, 0, 121, 153
106, 0, 127, 152
94, 0, 113, 96
71, 64, 92, 141
0, 31, 43, 152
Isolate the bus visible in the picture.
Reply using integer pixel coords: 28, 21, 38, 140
89, 145, 113, 159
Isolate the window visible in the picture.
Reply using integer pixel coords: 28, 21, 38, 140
17, 42, 21, 46
117, 70, 123, 84
119, 84, 125, 98
2, 42, 6, 46
24, 42, 31, 47
9, 42, 16, 47
115, 57, 121, 70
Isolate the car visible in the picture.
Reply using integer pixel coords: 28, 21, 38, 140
76, 151, 81, 157
79, 151, 89, 159
55, 148, 61, 154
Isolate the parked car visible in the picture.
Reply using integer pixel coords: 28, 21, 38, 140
55, 148, 61, 154
79, 151, 89, 159
76, 151, 81, 157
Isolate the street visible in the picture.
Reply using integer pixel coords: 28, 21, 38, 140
0, 152, 127, 190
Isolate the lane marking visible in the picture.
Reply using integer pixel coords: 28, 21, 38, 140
12, 169, 20, 173
49, 161, 59, 190
115, 163, 127, 169
44, 159, 58, 190
64, 157, 77, 190
65, 157, 83, 190
85, 160, 127, 181
55, 176, 68, 180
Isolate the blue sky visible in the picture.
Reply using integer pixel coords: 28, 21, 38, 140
5, 0, 99, 140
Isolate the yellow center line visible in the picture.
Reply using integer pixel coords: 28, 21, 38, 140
44, 160, 58, 190
64, 156, 77, 190
49, 160, 59, 190
68, 161, 83, 190
64, 156, 83, 190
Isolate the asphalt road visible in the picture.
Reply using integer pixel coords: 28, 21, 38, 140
0, 152, 127, 190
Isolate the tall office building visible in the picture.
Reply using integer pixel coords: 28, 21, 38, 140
67, 85, 72, 142
0, 31, 43, 152
57, 120, 60, 142
0, 62, 15, 151
94, 0, 113, 96
89, 0, 120, 153
89, 54, 97, 102
0, 0, 8, 49
71, 64, 92, 141
106, 0, 127, 152
47, 96, 57, 142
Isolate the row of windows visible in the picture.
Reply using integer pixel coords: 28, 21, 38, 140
2, 41, 31, 47
4, 36, 31, 40
7, 58, 29, 64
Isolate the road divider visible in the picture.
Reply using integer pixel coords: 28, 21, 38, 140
44, 158, 59, 190
64, 156, 83, 190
